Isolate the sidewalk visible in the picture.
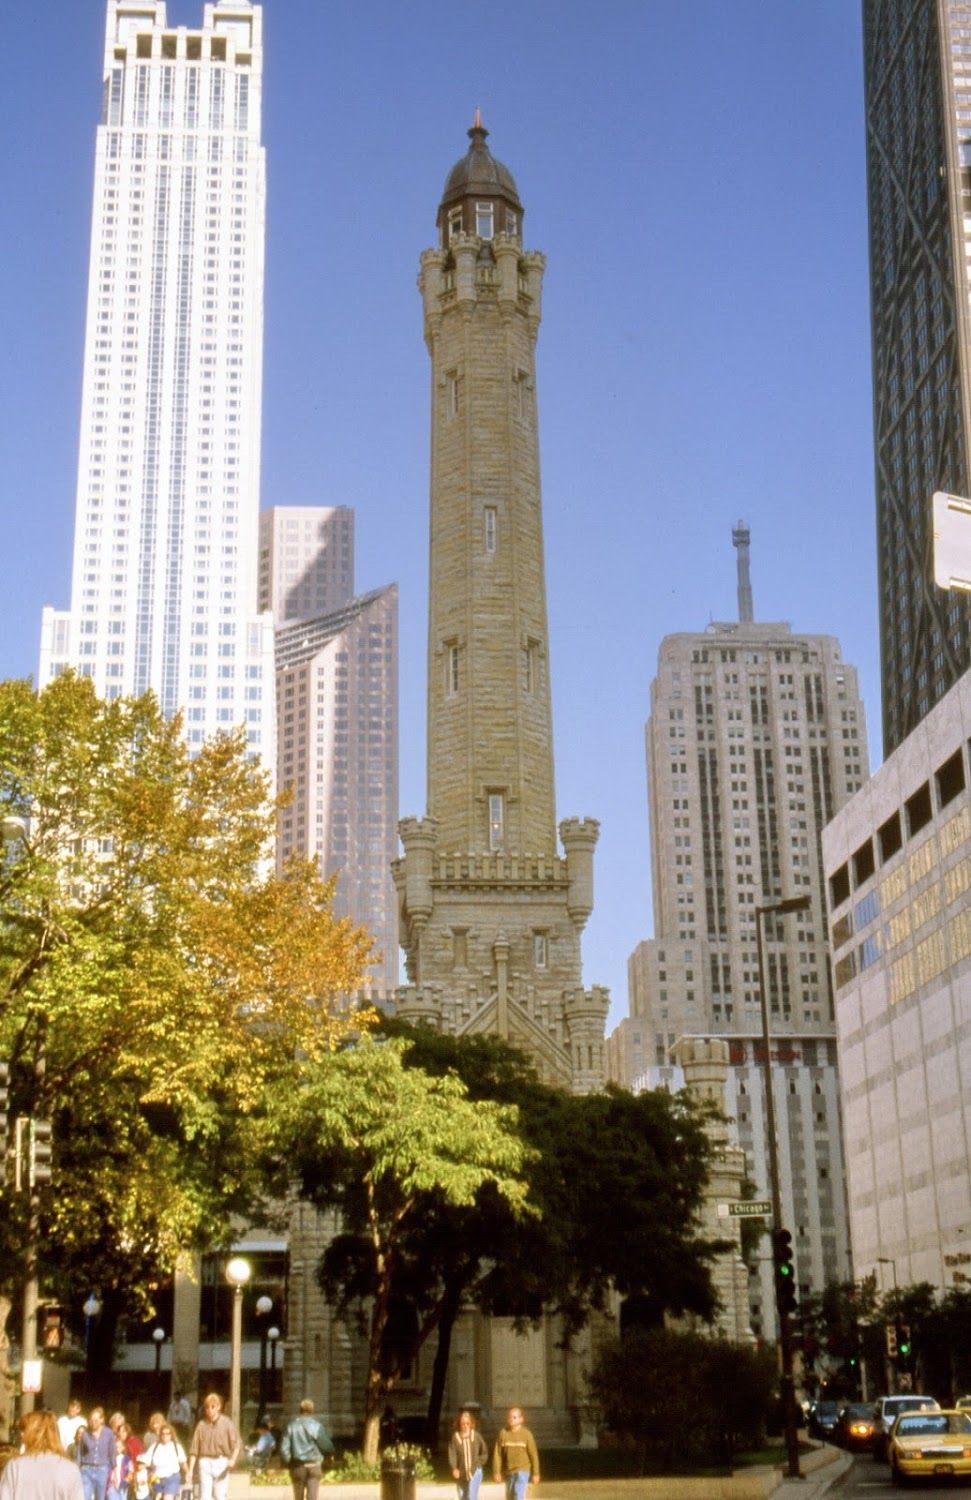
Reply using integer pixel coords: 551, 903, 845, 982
229, 1443, 853, 1500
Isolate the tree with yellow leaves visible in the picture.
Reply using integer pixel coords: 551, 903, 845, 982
0, 672, 371, 1363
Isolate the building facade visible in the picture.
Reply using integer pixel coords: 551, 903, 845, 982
823, 667, 971, 1293
40, 0, 274, 765
258, 506, 354, 622
612, 551, 868, 1341
393, 116, 608, 1094
863, 0, 971, 753
259, 506, 398, 999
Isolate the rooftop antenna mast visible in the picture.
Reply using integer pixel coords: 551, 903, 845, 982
732, 518, 754, 623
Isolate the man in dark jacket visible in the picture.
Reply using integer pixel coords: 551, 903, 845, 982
279, 1400, 335, 1500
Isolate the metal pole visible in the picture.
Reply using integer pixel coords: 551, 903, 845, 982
19, 1038, 47, 1422
757, 897, 808, 1481
229, 1284, 243, 1433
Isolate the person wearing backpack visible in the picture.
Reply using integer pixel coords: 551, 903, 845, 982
279, 1400, 334, 1500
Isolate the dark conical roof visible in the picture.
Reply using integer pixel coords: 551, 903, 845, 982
441, 110, 522, 211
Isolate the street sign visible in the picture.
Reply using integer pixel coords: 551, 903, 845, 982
933, 490, 971, 591
717, 1200, 771, 1218
21, 1359, 42, 1394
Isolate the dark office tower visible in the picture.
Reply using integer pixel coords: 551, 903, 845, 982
863, 1, 971, 754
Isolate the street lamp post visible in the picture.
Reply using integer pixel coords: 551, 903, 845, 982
878, 1257, 899, 1392
756, 893, 811, 1481
225, 1257, 251, 1434
255, 1295, 272, 1418
2, 815, 44, 1423
153, 1326, 166, 1374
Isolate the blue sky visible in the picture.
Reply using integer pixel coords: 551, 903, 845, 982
1, 2, 876, 1028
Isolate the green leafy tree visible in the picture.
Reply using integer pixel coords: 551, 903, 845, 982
267, 1034, 532, 1463
0, 673, 372, 1362
798, 1276, 880, 1398
290, 1022, 724, 1449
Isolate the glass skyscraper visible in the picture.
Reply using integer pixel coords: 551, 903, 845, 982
40, 1, 273, 763
863, 0, 971, 753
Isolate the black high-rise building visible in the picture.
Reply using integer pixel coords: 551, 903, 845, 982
863, 0, 971, 752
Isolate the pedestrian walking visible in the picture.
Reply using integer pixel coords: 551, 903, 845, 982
279, 1399, 334, 1500
492, 1407, 540, 1500
0, 1410, 83, 1500
447, 1409, 488, 1500
57, 1402, 85, 1461
166, 1394, 192, 1445
145, 1423, 187, 1498
141, 1416, 165, 1453
106, 1434, 133, 1500
185, 1395, 240, 1500
77, 1408, 117, 1500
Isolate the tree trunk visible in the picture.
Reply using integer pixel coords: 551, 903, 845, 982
425, 1277, 463, 1452
0, 1294, 13, 1445
362, 1272, 393, 1464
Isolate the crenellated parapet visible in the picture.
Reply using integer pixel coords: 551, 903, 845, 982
564, 984, 610, 1093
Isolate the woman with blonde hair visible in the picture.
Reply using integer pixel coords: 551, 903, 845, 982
0, 1410, 83, 1500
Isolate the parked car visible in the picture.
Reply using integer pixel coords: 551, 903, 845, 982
956, 1396, 971, 1411
807, 1399, 841, 1441
873, 1394, 941, 1461
834, 1402, 876, 1452
888, 1409, 971, 1485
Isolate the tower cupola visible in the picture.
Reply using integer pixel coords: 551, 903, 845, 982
437, 110, 524, 249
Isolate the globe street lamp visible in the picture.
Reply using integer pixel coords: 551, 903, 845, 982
756, 893, 811, 1481
255, 1295, 273, 1417
153, 1326, 166, 1374
225, 1257, 251, 1433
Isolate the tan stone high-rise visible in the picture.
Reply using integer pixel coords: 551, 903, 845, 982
395, 115, 607, 1092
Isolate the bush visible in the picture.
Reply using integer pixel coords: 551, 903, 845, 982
249, 1444, 435, 1486
591, 1326, 776, 1471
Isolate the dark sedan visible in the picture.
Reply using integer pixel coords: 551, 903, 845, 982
808, 1399, 841, 1440
834, 1401, 876, 1452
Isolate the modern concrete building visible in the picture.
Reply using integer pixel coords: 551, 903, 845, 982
259, 506, 398, 998
258, 505, 354, 622
823, 666, 971, 1293
393, 114, 608, 1094
863, 0, 971, 753
40, 0, 274, 766
612, 532, 868, 1340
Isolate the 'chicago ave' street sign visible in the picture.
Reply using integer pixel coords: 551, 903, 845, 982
717, 1200, 771, 1218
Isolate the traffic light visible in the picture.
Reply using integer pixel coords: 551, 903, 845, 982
773, 1227, 798, 1315
0, 1062, 8, 1186
897, 1324, 911, 1359
30, 1118, 52, 1188
885, 1323, 898, 1358
39, 1305, 63, 1352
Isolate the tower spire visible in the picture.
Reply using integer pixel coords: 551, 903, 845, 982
732, 518, 754, 624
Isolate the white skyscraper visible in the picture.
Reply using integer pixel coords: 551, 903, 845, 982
40, 0, 274, 765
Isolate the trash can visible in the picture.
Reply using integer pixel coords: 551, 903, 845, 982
379, 1455, 416, 1500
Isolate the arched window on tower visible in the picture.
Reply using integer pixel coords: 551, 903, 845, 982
476, 202, 494, 239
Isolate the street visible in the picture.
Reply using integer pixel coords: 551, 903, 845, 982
828, 1450, 971, 1496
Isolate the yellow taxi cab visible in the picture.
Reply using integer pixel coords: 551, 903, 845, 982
888, 1408, 971, 1485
